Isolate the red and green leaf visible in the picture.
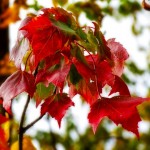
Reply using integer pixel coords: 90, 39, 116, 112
36, 62, 71, 91
20, 8, 75, 71
73, 58, 93, 81
34, 83, 55, 106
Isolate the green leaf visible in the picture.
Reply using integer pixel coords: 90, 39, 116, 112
76, 28, 87, 40
87, 29, 99, 49
127, 62, 144, 75
79, 41, 96, 53
51, 19, 76, 35
36, 83, 55, 100
69, 64, 82, 85
76, 47, 88, 65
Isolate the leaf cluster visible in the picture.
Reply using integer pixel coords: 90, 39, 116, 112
0, 6, 150, 149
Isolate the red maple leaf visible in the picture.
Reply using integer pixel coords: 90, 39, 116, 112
44, 48, 71, 70
69, 84, 77, 99
88, 96, 149, 137
0, 70, 35, 113
72, 57, 93, 81
109, 75, 131, 96
95, 60, 115, 87
75, 79, 100, 104
20, 9, 71, 70
44, 53, 63, 70
41, 93, 74, 127
107, 38, 129, 76
85, 55, 115, 87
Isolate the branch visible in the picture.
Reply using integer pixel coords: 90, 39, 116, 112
24, 115, 44, 132
18, 64, 40, 150
18, 94, 30, 150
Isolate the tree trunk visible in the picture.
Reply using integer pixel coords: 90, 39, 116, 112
0, 0, 9, 85
0, 0, 9, 115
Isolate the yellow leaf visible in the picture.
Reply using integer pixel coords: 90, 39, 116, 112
2, 120, 10, 141
11, 136, 36, 150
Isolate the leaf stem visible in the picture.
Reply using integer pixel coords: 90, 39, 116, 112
18, 94, 30, 150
